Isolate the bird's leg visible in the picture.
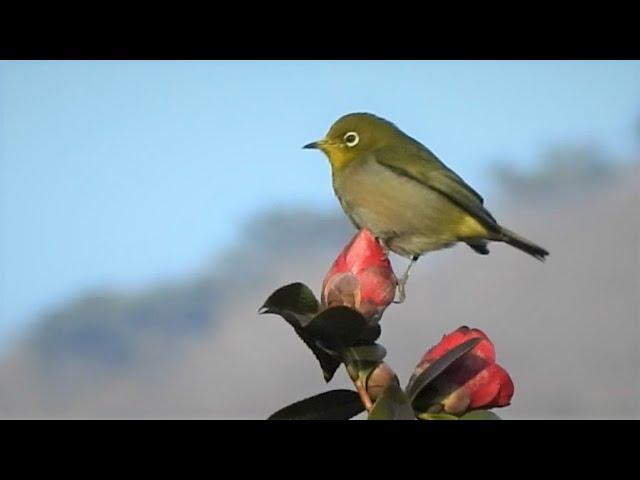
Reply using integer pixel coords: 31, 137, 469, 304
394, 255, 419, 304
375, 236, 390, 256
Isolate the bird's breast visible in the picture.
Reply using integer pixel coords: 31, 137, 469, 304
333, 158, 435, 232
332, 158, 470, 254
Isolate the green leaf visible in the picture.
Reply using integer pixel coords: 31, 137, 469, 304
356, 323, 382, 345
368, 383, 416, 420
268, 389, 364, 420
459, 410, 502, 420
260, 283, 341, 381
294, 330, 343, 382
259, 282, 320, 328
342, 344, 387, 364
406, 337, 481, 403
342, 344, 388, 385
304, 306, 380, 350
417, 412, 459, 420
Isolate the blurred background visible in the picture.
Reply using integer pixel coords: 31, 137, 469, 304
0, 60, 638, 419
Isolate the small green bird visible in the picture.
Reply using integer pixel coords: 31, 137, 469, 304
304, 113, 549, 300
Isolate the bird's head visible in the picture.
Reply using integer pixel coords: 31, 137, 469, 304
304, 113, 409, 170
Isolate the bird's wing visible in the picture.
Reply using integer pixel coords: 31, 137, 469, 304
372, 144, 498, 228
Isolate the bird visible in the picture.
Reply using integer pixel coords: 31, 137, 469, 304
304, 112, 549, 301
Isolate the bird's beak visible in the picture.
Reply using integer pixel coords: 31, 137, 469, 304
303, 140, 323, 150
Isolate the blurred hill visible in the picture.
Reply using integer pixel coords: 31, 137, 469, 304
492, 143, 624, 204
0, 146, 638, 419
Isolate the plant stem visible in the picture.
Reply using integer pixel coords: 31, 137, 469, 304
343, 363, 374, 412
353, 376, 374, 412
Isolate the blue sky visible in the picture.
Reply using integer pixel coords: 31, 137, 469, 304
1, 60, 638, 346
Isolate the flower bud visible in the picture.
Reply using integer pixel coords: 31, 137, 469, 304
415, 326, 514, 414
366, 362, 398, 402
322, 229, 396, 320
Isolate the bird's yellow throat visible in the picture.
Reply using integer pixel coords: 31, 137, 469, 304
322, 146, 356, 171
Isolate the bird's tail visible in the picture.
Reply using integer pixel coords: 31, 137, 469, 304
495, 227, 549, 261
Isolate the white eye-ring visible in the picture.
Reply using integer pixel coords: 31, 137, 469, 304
343, 131, 359, 147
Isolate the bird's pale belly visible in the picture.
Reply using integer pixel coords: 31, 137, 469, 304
333, 160, 481, 258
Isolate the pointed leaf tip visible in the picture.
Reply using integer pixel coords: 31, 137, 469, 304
261, 283, 320, 318
260, 283, 338, 381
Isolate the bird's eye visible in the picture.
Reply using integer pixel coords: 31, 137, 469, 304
343, 131, 359, 147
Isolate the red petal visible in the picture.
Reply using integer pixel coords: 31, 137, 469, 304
419, 327, 495, 368
325, 251, 348, 277
414, 326, 514, 412
486, 364, 514, 408
358, 266, 397, 307
344, 230, 391, 275
465, 366, 502, 409
321, 229, 396, 319
321, 254, 350, 303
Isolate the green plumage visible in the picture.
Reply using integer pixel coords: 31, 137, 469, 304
305, 112, 549, 261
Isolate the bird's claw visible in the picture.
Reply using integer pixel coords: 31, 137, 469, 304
393, 275, 408, 304
393, 256, 418, 304
393, 273, 409, 304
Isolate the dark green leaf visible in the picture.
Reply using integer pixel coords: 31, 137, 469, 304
357, 323, 382, 345
418, 412, 459, 420
292, 329, 342, 382
368, 383, 416, 420
261, 283, 340, 381
342, 344, 387, 364
304, 306, 379, 350
259, 282, 320, 328
268, 389, 364, 420
406, 337, 481, 403
459, 410, 502, 420
342, 344, 387, 385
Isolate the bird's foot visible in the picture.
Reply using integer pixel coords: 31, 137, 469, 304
394, 276, 408, 304
393, 255, 419, 304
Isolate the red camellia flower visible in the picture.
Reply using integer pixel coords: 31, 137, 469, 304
415, 327, 514, 414
321, 229, 397, 321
